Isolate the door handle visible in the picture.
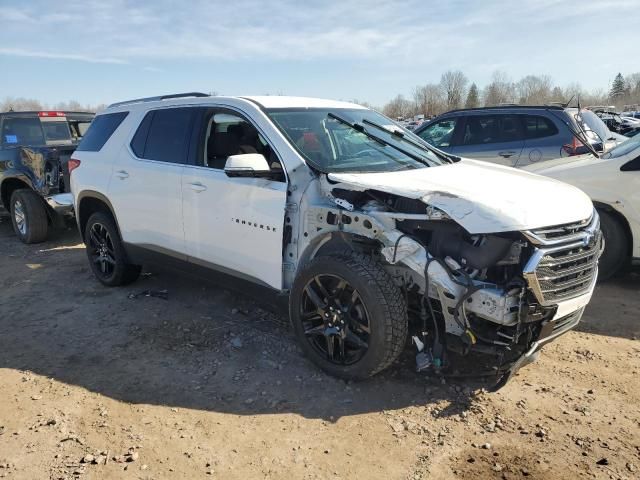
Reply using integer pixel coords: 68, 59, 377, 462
115, 170, 129, 179
189, 182, 207, 192
498, 151, 516, 158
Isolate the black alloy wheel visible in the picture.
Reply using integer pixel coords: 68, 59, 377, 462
87, 222, 117, 279
300, 274, 371, 365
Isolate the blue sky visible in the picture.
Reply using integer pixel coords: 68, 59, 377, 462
0, 0, 637, 107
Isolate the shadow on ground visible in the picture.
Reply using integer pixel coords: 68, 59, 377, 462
1, 219, 635, 421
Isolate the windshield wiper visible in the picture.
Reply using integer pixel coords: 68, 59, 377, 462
327, 113, 432, 167
547, 109, 600, 158
361, 118, 458, 164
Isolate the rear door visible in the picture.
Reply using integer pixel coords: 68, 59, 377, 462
108, 107, 195, 257
181, 107, 287, 289
452, 114, 525, 166
517, 114, 563, 166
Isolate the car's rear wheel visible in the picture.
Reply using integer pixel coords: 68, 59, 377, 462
10, 189, 49, 244
290, 251, 407, 380
84, 211, 141, 286
597, 209, 629, 281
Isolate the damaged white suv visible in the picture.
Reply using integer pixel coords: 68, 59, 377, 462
70, 93, 602, 387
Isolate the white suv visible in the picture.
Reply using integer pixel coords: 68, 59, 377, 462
70, 93, 601, 386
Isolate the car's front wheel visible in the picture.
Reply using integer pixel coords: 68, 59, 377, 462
597, 209, 629, 281
84, 211, 141, 286
290, 251, 408, 380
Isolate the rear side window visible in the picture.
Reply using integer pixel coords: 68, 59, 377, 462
132, 108, 193, 164
1, 117, 45, 145
524, 115, 559, 139
76, 112, 128, 152
462, 115, 524, 145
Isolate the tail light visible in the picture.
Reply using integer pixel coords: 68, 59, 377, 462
38, 111, 66, 117
68, 158, 81, 174
561, 137, 585, 156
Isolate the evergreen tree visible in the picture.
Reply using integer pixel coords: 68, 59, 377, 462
465, 83, 479, 108
610, 73, 626, 99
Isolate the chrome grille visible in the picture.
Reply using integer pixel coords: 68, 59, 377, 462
523, 211, 602, 306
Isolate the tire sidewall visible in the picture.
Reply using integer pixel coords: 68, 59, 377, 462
290, 254, 398, 379
84, 212, 129, 286
9, 191, 29, 242
597, 210, 627, 280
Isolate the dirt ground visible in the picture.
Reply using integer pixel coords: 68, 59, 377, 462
0, 217, 638, 480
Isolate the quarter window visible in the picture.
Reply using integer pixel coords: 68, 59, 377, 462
524, 115, 559, 139
77, 112, 128, 152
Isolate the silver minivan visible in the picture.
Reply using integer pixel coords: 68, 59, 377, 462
414, 105, 626, 167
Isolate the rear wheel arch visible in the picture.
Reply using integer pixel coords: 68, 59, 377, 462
77, 192, 122, 240
1, 177, 33, 210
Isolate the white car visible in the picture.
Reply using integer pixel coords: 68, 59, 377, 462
70, 93, 601, 386
524, 136, 640, 279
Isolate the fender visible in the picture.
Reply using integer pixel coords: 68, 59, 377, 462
76, 190, 123, 238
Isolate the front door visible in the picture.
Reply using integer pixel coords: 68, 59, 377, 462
182, 108, 288, 289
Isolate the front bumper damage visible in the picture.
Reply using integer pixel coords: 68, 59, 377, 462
381, 211, 601, 388
303, 181, 602, 388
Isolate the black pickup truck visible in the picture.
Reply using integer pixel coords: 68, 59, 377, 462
0, 110, 94, 243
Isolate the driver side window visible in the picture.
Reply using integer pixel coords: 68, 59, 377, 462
201, 110, 285, 181
417, 118, 458, 147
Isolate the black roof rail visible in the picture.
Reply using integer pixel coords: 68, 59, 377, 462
108, 92, 210, 109
443, 104, 564, 115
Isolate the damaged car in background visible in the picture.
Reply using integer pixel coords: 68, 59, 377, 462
0, 110, 94, 242
70, 94, 602, 388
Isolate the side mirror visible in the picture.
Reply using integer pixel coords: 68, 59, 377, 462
224, 153, 272, 178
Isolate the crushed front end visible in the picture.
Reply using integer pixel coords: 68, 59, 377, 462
311, 179, 602, 388
387, 207, 602, 388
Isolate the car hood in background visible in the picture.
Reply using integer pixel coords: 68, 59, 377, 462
328, 159, 593, 234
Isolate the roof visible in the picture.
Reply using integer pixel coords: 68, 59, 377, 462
443, 105, 565, 115
240, 96, 365, 110
106, 92, 366, 111
0, 110, 94, 116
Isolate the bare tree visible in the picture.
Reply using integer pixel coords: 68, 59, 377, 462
412, 83, 445, 116
440, 70, 468, 110
1, 97, 44, 111
483, 71, 515, 106
516, 75, 553, 105
382, 95, 414, 120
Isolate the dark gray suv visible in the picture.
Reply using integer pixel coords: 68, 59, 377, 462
414, 105, 625, 167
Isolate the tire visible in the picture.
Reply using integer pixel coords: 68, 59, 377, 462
597, 209, 628, 281
290, 250, 408, 380
10, 189, 49, 244
84, 211, 141, 286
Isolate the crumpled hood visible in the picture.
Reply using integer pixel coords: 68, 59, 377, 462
328, 159, 594, 234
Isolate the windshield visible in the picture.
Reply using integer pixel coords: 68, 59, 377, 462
603, 134, 640, 158
266, 108, 445, 173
